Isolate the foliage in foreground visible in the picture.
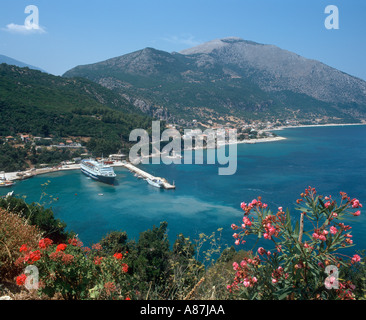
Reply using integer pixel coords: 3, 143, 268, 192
228, 186, 365, 300
1, 186, 365, 300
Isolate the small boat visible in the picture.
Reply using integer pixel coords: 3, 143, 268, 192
0, 179, 15, 187
146, 177, 164, 188
98, 193, 104, 196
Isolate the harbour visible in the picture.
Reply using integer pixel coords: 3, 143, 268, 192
0, 125, 365, 253
0, 160, 176, 190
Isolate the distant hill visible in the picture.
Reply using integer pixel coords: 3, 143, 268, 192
63, 37, 366, 126
0, 54, 47, 73
0, 63, 152, 156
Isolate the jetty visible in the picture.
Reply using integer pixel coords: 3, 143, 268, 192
120, 162, 176, 190
2, 161, 176, 190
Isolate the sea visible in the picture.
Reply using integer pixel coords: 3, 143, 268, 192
1, 125, 366, 257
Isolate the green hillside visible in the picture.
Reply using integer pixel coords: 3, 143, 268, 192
0, 63, 151, 147
0, 64, 155, 171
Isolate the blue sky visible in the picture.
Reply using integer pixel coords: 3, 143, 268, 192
0, 0, 365, 79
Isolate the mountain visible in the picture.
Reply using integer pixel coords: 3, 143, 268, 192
63, 37, 366, 126
0, 54, 46, 72
0, 63, 152, 155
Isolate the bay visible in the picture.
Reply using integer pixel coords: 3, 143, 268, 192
1, 125, 365, 256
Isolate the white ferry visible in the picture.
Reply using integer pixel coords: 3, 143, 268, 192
80, 159, 116, 184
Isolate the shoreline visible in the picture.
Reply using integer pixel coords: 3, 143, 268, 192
267, 122, 366, 131
2, 122, 365, 181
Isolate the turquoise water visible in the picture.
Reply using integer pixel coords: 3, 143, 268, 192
1, 125, 366, 255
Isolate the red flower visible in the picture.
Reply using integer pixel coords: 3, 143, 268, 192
23, 250, 41, 264
94, 256, 104, 265
113, 252, 123, 260
122, 263, 129, 273
39, 238, 53, 250
29, 250, 41, 263
56, 244, 67, 252
104, 282, 117, 295
61, 253, 74, 265
16, 274, 27, 286
68, 238, 83, 247
19, 244, 28, 253
92, 243, 102, 251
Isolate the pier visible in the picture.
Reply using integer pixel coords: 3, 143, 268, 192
120, 162, 176, 190
2, 161, 176, 190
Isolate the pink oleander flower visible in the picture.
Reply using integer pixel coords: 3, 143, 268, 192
324, 201, 331, 208
353, 211, 361, 216
243, 279, 250, 287
233, 262, 239, 271
268, 226, 276, 236
243, 216, 252, 226
352, 254, 361, 263
240, 202, 247, 210
272, 278, 277, 284
351, 199, 362, 209
330, 226, 338, 235
235, 239, 240, 245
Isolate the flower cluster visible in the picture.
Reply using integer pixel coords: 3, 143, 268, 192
227, 257, 261, 292
15, 244, 41, 266
15, 238, 133, 300
50, 251, 74, 265
228, 187, 363, 300
271, 266, 289, 284
240, 197, 268, 215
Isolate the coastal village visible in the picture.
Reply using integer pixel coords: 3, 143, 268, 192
0, 120, 283, 186
1, 118, 364, 187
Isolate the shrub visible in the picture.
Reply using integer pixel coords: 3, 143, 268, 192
0, 208, 42, 280
228, 186, 365, 300
0, 196, 70, 243
15, 237, 133, 300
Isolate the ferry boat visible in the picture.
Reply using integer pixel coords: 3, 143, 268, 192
80, 159, 116, 184
146, 177, 164, 188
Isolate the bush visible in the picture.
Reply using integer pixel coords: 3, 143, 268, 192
0, 196, 70, 243
228, 186, 365, 300
15, 237, 133, 300
0, 209, 42, 280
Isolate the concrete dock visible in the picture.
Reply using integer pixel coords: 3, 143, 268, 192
3, 161, 176, 190
120, 162, 176, 190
